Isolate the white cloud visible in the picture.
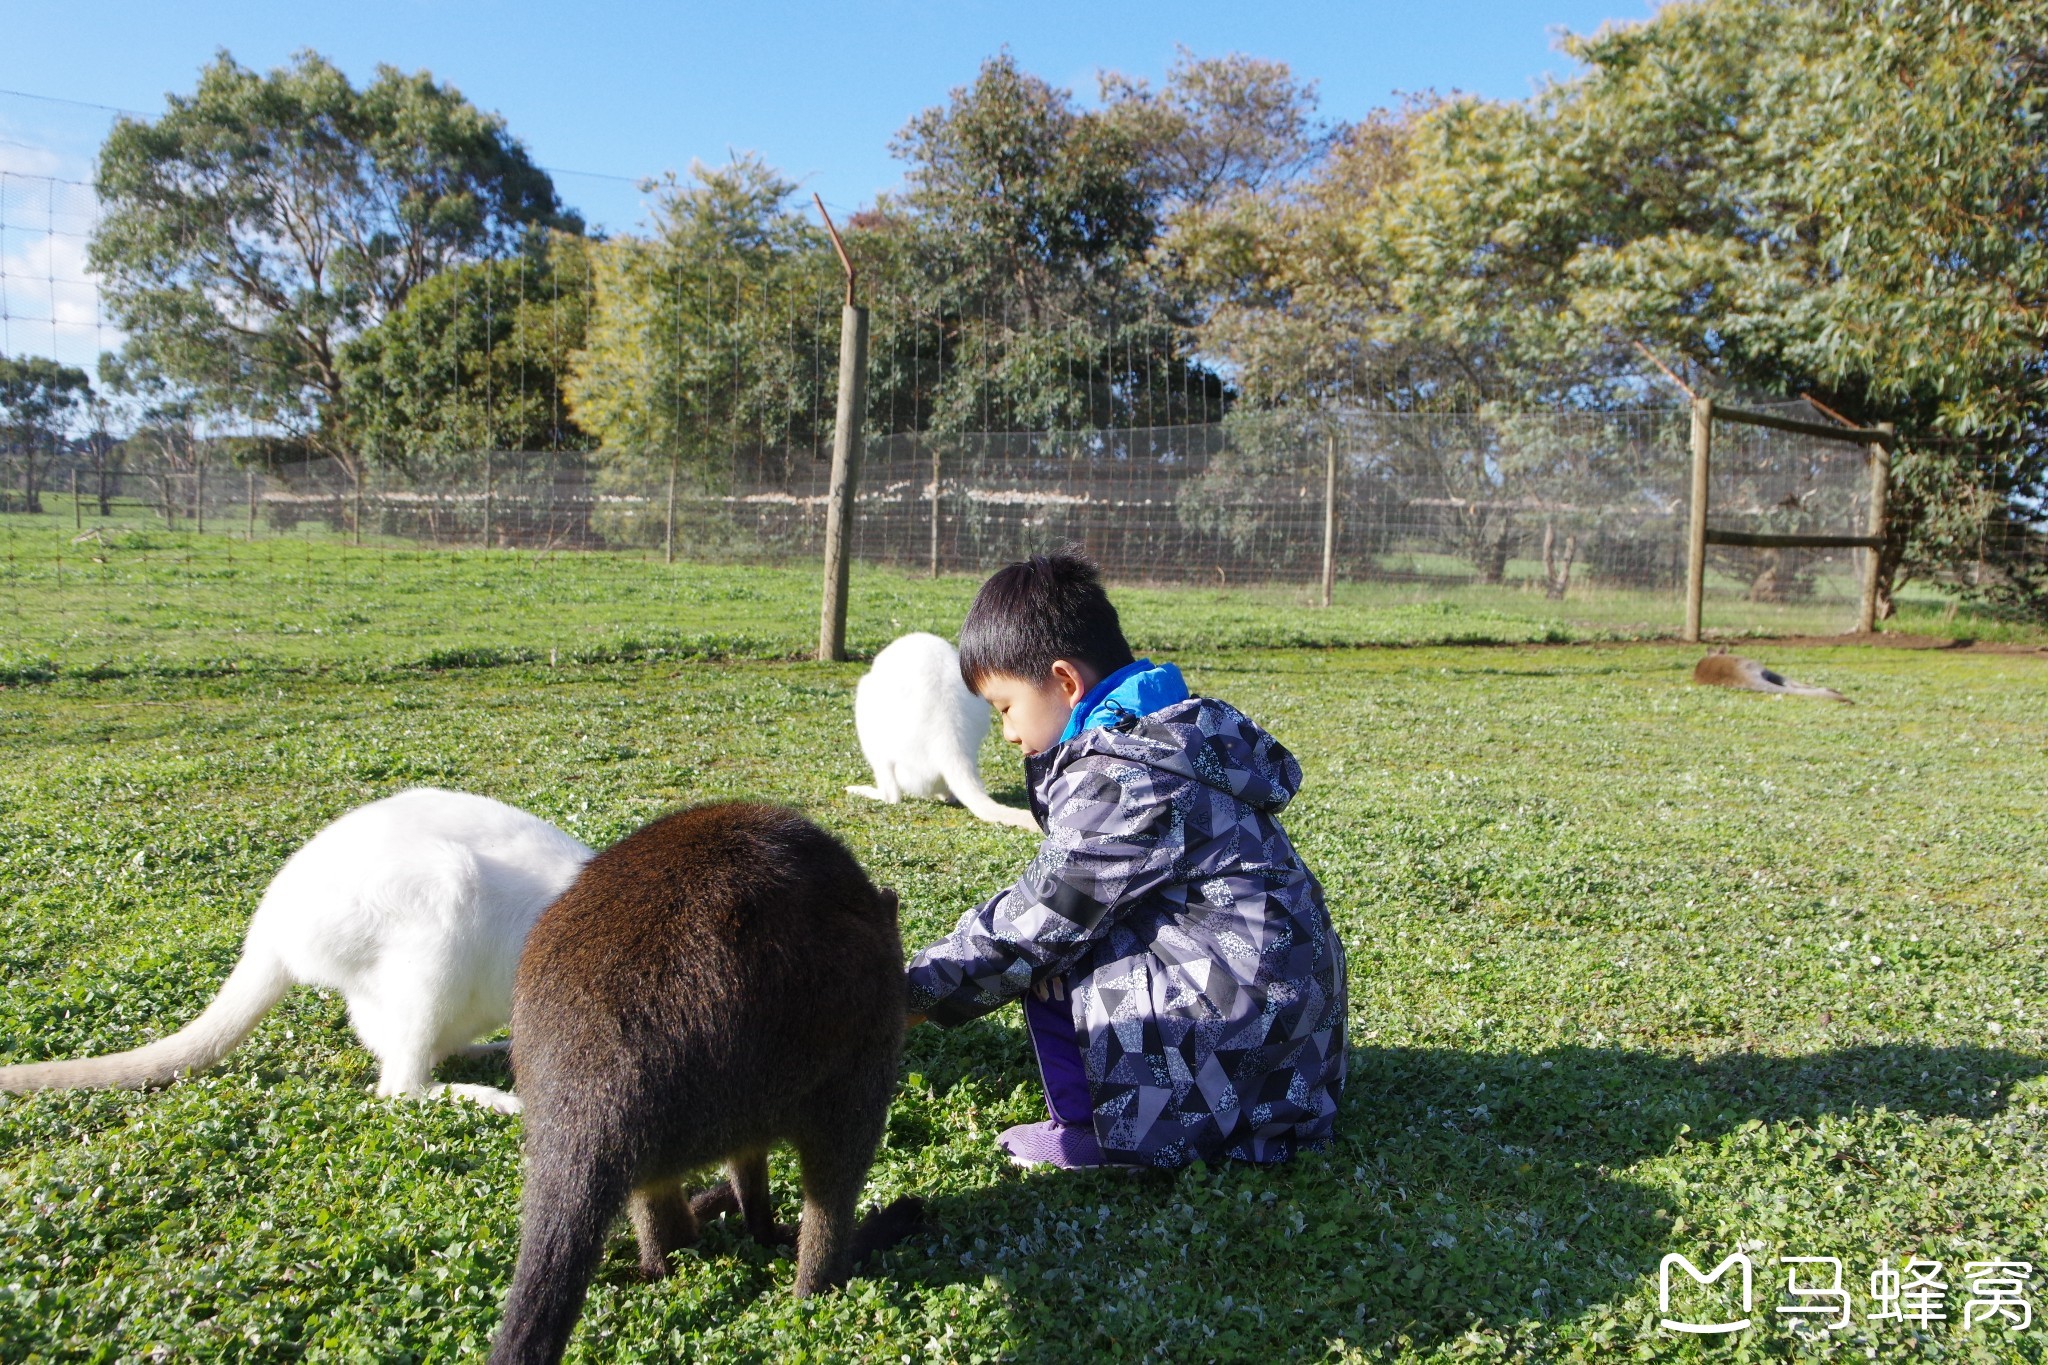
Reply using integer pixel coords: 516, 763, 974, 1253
0, 176, 123, 372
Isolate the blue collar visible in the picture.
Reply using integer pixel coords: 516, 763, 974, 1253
1058, 659, 1189, 744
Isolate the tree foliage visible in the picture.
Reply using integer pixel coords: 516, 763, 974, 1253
1180, 1, 2046, 605
867, 52, 1223, 432
91, 50, 579, 472
0, 354, 92, 512
69, 27, 2048, 608
565, 157, 834, 482
339, 234, 593, 473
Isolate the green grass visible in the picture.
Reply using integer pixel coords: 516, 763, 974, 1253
5, 516, 2041, 688
0, 537, 2044, 1361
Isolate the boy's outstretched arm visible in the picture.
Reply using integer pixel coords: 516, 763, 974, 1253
905, 759, 1181, 1028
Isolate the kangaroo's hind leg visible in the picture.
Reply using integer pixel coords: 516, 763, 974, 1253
788, 1066, 896, 1296
628, 1177, 698, 1281
846, 760, 901, 804
728, 1149, 796, 1247
684, 1151, 796, 1248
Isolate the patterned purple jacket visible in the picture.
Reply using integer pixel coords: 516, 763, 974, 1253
905, 695, 1348, 1167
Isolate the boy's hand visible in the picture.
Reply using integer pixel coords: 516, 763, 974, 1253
905, 1013, 927, 1029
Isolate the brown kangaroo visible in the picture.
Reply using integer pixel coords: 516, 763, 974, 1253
488, 802, 921, 1365
1692, 650, 1850, 703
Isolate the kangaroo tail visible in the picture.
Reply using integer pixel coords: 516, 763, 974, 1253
0, 948, 292, 1092
939, 750, 1039, 831
1758, 668, 1852, 703
1776, 680, 1851, 703
489, 1139, 627, 1365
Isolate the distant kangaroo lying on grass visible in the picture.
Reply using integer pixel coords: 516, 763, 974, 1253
490, 801, 922, 1365
1692, 650, 1851, 703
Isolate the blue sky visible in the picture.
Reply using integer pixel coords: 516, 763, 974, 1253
0, 0, 1653, 370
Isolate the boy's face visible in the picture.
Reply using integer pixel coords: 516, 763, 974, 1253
977, 660, 1097, 757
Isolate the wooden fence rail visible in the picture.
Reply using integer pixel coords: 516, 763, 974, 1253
1682, 395, 1894, 641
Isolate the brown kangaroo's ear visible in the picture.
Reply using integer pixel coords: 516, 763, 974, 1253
876, 886, 900, 919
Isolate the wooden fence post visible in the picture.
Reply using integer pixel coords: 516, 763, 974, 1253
1320, 428, 1339, 609
72, 469, 81, 531
1683, 396, 1713, 643
1858, 422, 1894, 633
195, 457, 205, 535
482, 448, 495, 549
815, 194, 867, 663
247, 468, 257, 540
817, 301, 869, 661
353, 466, 364, 547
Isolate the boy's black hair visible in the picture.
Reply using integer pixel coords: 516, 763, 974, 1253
957, 549, 1135, 692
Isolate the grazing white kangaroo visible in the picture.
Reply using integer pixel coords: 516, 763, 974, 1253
0, 788, 593, 1113
1692, 650, 1851, 703
847, 632, 1038, 830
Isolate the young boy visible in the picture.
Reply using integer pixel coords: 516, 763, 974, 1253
905, 552, 1347, 1169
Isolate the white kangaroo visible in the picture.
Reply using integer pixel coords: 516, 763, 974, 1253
847, 632, 1039, 830
0, 788, 593, 1113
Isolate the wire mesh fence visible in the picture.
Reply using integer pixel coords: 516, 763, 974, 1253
3, 404, 1938, 635
6, 161, 2039, 635
0, 172, 110, 377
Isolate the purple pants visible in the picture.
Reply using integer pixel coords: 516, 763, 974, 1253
1024, 976, 1095, 1127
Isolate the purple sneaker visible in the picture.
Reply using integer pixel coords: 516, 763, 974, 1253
997, 1120, 1108, 1169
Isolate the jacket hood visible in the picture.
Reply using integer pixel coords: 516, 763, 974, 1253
1032, 694, 1303, 816
1060, 659, 1188, 744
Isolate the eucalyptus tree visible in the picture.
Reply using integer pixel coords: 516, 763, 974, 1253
339, 233, 594, 474
91, 50, 579, 477
883, 52, 1220, 433
565, 156, 836, 486
0, 354, 92, 513
1365, 0, 2048, 606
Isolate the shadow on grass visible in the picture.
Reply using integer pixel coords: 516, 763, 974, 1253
881, 1038, 2047, 1359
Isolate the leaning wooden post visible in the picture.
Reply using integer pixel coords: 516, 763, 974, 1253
815, 195, 867, 663
1858, 422, 1894, 633
72, 469, 81, 531
1683, 396, 1713, 643
1319, 426, 1339, 609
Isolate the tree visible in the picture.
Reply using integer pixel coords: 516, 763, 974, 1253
1170, 105, 1461, 411
566, 157, 834, 486
1362, 0, 2048, 608
0, 354, 91, 513
1104, 48, 1340, 218
91, 50, 580, 476
340, 233, 594, 473
880, 53, 1215, 432
97, 353, 206, 527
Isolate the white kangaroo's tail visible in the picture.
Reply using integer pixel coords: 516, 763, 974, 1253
1769, 678, 1850, 701
1753, 667, 1851, 703
0, 948, 293, 1092
939, 751, 1040, 831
